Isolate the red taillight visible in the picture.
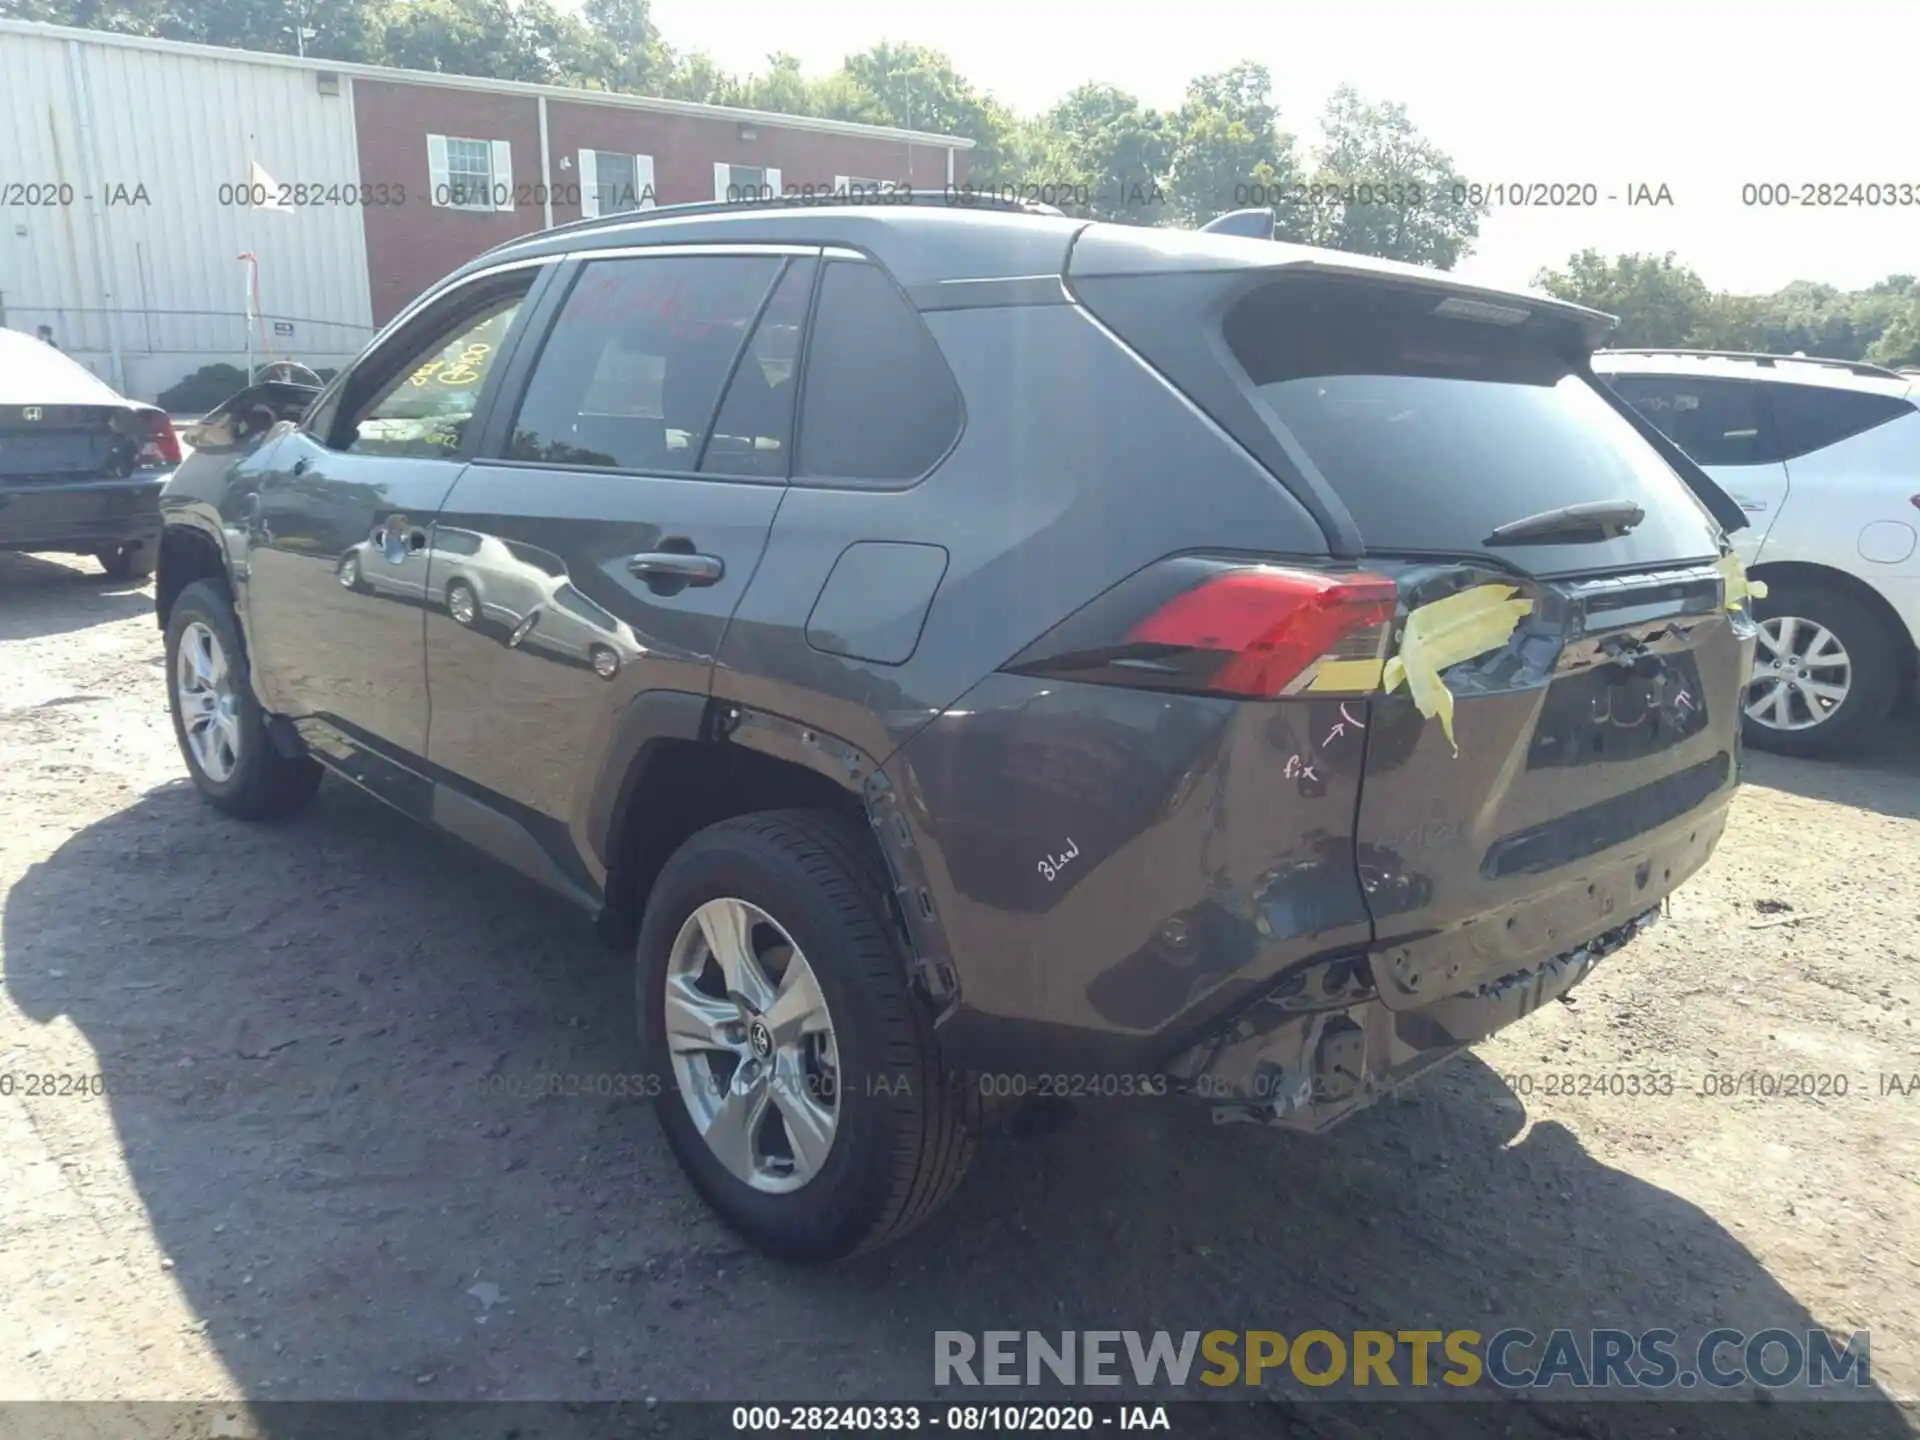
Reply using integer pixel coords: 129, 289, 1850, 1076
137, 411, 183, 467
1127, 568, 1398, 697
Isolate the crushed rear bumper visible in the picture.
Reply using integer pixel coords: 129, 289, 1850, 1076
1165, 907, 1661, 1130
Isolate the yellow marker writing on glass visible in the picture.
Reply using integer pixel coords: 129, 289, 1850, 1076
1381, 585, 1535, 756
1716, 551, 1768, 610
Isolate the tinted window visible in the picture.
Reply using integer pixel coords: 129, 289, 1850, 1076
1762, 382, 1914, 460
553, 583, 617, 628
1606, 375, 1777, 466
503, 538, 567, 576
346, 300, 520, 459
700, 257, 814, 478
506, 255, 781, 472
797, 261, 962, 485
433, 528, 483, 557
1222, 278, 1722, 570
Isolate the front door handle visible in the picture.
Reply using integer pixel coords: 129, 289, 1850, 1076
627, 551, 724, 588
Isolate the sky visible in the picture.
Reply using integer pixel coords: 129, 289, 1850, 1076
641, 0, 1920, 296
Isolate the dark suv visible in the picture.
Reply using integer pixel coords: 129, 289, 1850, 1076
155, 197, 1755, 1261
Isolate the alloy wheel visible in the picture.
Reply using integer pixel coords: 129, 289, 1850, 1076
176, 620, 241, 782
662, 897, 840, 1194
1746, 614, 1851, 732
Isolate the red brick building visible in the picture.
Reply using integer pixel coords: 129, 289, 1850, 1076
352, 74, 968, 323
0, 20, 974, 397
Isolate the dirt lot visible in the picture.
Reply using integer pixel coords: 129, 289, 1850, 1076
1, 549, 1916, 1437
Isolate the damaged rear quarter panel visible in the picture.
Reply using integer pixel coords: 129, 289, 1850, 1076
884, 671, 1376, 1074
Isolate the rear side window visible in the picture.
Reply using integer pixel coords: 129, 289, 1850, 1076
1607, 375, 1780, 467
1761, 382, 1914, 461
506, 255, 781, 473
433, 528, 482, 557
503, 539, 566, 576
796, 261, 962, 485
1221, 278, 1723, 572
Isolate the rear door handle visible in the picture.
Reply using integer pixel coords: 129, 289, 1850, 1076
627, 551, 724, 587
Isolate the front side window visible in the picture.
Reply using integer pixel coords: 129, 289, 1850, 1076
505, 254, 783, 473
343, 298, 522, 459
1607, 375, 1779, 467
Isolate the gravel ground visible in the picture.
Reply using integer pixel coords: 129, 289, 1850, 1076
1, 550, 1916, 1438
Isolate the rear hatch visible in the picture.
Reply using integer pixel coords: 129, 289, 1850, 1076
0, 404, 137, 483
1070, 233, 1752, 1008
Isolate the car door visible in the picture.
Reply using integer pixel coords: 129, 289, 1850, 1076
241, 265, 544, 774
1606, 373, 1789, 559
422, 244, 815, 897
1755, 378, 1920, 568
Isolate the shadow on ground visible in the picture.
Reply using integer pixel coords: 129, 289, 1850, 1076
1742, 717, 1920, 823
0, 552, 152, 642
3, 781, 1911, 1438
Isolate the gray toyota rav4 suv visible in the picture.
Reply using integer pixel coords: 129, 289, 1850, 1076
156, 195, 1755, 1261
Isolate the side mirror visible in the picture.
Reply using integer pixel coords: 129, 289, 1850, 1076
185, 380, 323, 452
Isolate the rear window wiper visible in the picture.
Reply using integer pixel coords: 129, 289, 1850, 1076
1485, 499, 1645, 546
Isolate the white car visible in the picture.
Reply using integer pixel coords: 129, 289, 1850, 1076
1594, 349, 1920, 757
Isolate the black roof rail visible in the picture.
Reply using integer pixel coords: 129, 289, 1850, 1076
478, 189, 1066, 260
1595, 347, 1908, 382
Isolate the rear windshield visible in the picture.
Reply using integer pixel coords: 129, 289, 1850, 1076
1223, 280, 1724, 573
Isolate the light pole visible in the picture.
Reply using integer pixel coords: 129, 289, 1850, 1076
289, 0, 316, 56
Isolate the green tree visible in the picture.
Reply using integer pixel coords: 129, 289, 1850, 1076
576, 0, 663, 93
1533, 250, 1711, 347
1166, 63, 1301, 231
1040, 83, 1171, 223
736, 52, 828, 116
1306, 84, 1482, 269
826, 42, 1017, 178
647, 49, 741, 105
15, 0, 383, 58
374, 0, 593, 84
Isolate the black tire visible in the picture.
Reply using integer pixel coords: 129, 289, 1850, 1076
1744, 577, 1901, 758
164, 577, 322, 819
337, 552, 365, 593
96, 541, 156, 579
638, 809, 977, 1262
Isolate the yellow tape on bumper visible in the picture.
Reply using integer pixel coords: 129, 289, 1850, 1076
1305, 657, 1387, 692
1381, 584, 1535, 755
1717, 551, 1768, 609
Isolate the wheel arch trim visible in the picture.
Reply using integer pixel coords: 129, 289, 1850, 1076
585, 692, 961, 1018
1749, 558, 1920, 667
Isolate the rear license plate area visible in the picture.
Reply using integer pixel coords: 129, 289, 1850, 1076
1527, 651, 1709, 768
